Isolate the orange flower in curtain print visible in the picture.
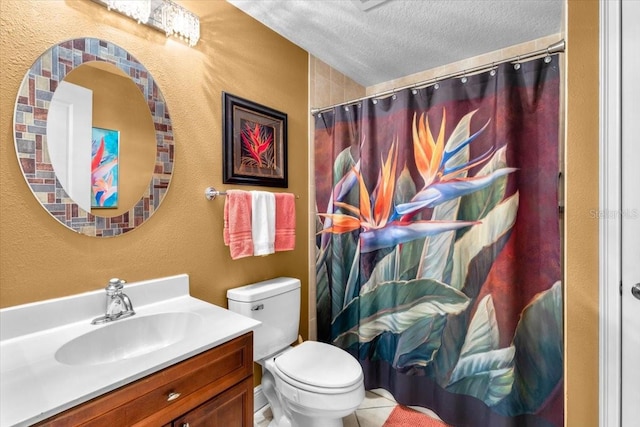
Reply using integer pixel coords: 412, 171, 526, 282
395, 109, 517, 216
240, 120, 274, 169
318, 139, 478, 253
317, 109, 516, 253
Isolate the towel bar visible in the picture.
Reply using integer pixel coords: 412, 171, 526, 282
205, 187, 227, 200
205, 187, 299, 200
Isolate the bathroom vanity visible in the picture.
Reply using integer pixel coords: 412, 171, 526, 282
0, 274, 260, 426
35, 333, 253, 426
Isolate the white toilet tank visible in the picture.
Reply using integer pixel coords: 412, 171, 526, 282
227, 277, 300, 361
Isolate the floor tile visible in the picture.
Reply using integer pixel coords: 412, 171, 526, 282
358, 390, 397, 409
342, 412, 360, 427
355, 406, 395, 427
254, 387, 446, 426
254, 405, 272, 427
368, 388, 397, 404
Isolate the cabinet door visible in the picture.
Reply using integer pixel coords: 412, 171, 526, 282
173, 376, 253, 427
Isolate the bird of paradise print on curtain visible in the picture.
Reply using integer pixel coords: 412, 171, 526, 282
315, 57, 562, 427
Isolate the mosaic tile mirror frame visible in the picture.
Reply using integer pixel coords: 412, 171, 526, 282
13, 38, 174, 237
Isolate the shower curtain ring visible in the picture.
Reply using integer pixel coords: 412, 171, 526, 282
461, 70, 468, 84
514, 56, 521, 70
544, 47, 552, 63
490, 62, 497, 76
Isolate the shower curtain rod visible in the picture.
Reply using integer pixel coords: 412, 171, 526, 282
310, 39, 565, 115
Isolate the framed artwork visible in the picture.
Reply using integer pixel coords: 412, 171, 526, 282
91, 127, 120, 208
222, 92, 288, 188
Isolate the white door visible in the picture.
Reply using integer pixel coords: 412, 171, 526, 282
621, 0, 640, 425
47, 80, 93, 212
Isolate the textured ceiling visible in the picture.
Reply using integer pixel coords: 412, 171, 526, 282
226, 0, 563, 87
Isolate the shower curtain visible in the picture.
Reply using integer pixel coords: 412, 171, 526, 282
314, 56, 562, 427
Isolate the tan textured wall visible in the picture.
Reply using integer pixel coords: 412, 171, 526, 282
565, 0, 599, 425
0, 0, 309, 344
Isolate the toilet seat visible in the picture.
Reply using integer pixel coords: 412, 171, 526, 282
272, 341, 363, 393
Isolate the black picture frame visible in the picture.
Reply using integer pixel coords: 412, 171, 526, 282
222, 92, 288, 188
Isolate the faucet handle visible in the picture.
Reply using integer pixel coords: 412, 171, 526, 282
106, 278, 125, 294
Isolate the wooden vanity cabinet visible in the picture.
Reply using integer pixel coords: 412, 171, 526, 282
36, 332, 253, 427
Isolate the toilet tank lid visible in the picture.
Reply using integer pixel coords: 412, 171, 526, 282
227, 277, 300, 302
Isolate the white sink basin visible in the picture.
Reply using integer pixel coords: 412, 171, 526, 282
55, 312, 202, 366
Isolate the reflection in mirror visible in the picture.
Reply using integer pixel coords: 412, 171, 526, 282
48, 63, 157, 214
48, 80, 93, 211
13, 38, 174, 237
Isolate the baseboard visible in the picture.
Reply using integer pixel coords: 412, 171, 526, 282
254, 385, 268, 412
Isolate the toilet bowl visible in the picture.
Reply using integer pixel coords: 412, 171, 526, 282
227, 278, 365, 427
262, 341, 364, 427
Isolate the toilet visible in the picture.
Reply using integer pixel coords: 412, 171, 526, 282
227, 277, 364, 427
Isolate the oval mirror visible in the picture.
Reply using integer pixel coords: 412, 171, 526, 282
13, 38, 174, 237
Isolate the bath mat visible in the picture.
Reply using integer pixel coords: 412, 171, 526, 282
382, 405, 451, 427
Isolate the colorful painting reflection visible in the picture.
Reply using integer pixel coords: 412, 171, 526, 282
91, 127, 119, 209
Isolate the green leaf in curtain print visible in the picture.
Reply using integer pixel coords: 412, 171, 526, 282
361, 250, 398, 294
393, 313, 448, 369
431, 196, 518, 385
441, 110, 479, 169
394, 166, 423, 280
460, 294, 500, 356
450, 192, 519, 290
342, 240, 361, 307
416, 199, 462, 281
332, 279, 470, 348
320, 147, 359, 320
456, 146, 510, 239
333, 147, 357, 188
446, 295, 515, 406
415, 111, 474, 281
330, 232, 358, 321
459, 230, 513, 299
496, 281, 563, 416
448, 365, 516, 407
315, 246, 332, 342
360, 222, 476, 295
394, 165, 418, 208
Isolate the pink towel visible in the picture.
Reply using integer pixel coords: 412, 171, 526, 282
224, 190, 254, 259
274, 193, 296, 251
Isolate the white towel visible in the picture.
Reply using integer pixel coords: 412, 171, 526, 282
251, 191, 276, 256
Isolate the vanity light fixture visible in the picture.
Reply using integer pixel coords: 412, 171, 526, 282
91, 0, 200, 47
104, 0, 151, 23
156, 0, 200, 47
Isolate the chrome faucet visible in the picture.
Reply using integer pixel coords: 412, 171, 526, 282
91, 278, 135, 325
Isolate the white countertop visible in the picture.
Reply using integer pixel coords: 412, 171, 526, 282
0, 274, 260, 427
